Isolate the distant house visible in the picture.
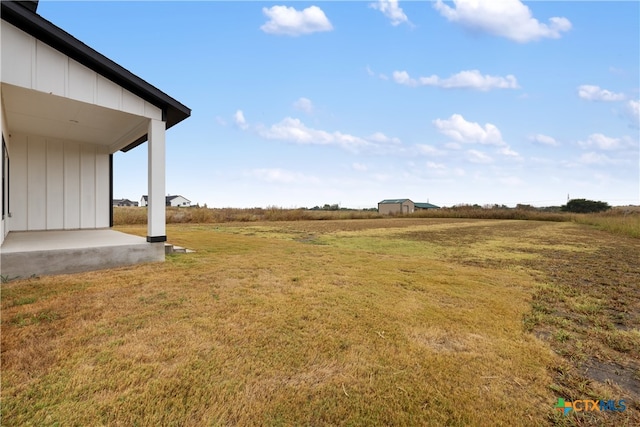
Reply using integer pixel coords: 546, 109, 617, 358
166, 195, 190, 207
141, 195, 191, 207
378, 199, 415, 215
113, 199, 138, 207
415, 202, 440, 210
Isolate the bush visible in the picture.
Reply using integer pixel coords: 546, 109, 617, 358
561, 199, 611, 213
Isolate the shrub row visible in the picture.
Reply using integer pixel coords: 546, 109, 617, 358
113, 206, 639, 238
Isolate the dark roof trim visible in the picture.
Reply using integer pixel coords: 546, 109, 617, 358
1, 1, 191, 151
379, 199, 412, 204
16, 1, 38, 13
415, 202, 440, 209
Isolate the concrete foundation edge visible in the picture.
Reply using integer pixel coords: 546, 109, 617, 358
1, 243, 165, 279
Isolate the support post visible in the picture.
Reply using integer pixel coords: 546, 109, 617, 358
147, 119, 166, 242
109, 154, 113, 228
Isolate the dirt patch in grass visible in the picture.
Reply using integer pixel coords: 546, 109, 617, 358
524, 240, 640, 404
583, 359, 640, 397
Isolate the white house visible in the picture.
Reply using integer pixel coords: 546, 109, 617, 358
140, 195, 191, 207
0, 1, 190, 277
167, 195, 191, 207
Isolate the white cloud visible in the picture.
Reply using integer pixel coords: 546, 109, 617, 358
433, 0, 571, 43
426, 161, 446, 169
393, 69, 518, 91
415, 144, 446, 156
433, 114, 522, 159
370, 0, 411, 26
467, 149, 493, 163
249, 168, 319, 184
293, 97, 314, 114
499, 146, 520, 157
352, 162, 368, 172
433, 114, 504, 146
215, 116, 227, 126
578, 152, 615, 165
234, 110, 248, 130
260, 5, 333, 36
577, 85, 626, 102
260, 117, 346, 145
258, 117, 381, 152
393, 71, 416, 87
499, 176, 523, 187
530, 156, 555, 165
367, 132, 401, 144
373, 173, 392, 182
578, 133, 622, 150
366, 66, 389, 80
529, 134, 558, 146
239, 112, 402, 154
625, 99, 639, 128
421, 161, 451, 178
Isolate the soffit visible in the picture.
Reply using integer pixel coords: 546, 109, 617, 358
2, 83, 148, 150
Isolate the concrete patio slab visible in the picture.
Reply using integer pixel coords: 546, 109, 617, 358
1, 229, 164, 278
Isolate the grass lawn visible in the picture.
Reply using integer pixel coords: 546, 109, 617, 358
2, 218, 639, 426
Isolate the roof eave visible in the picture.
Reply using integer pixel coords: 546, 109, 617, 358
1, 1, 191, 151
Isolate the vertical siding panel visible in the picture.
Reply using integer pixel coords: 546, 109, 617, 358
64, 142, 80, 229
80, 144, 96, 228
46, 139, 64, 229
68, 59, 96, 104
95, 148, 110, 228
0, 117, 3, 242
1, 105, 6, 241
9, 135, 28, 231
1, 23, 34, 88
144, 102, 163, 120
96, 75, 121, 110
122, 90, 145, 116
27, 136, 47, 230
35, 41, 66, 96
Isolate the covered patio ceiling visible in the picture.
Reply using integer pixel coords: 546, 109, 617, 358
1, 82, 149, 153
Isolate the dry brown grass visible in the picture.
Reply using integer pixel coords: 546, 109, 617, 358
113, 206, 382, 225
2, 219, 638, 425
114, 205, 639, 239
572, 209, 640, 239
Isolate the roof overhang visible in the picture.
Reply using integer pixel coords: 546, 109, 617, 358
1, 1, 191, 152
2, 83, 150, 153
16, 1, 39, 13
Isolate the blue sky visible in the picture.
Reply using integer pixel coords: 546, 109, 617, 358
38, 1, 639, 208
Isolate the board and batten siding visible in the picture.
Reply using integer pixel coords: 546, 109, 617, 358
8, 133, 110, 231
1, 21, 162, 123
1, 20, 166, 238
1, 103, 8, 242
